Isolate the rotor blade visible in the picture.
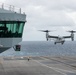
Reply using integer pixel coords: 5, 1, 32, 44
67, 30, 76, 33
39, 30, 51, 32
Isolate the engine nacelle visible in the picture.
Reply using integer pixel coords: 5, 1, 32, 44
46, 32, 49, 41
71, 33, 74, 41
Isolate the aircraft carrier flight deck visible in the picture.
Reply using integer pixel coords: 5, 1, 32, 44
0, 56, 76, 75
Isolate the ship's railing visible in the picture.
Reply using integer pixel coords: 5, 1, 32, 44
0, 3, 24, 14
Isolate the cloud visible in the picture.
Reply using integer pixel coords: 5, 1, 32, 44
0, 0, 6, 3
5, 0, 76, 11
4, 0, 76, 40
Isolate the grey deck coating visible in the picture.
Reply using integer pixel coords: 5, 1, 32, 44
0, 56, 76, 75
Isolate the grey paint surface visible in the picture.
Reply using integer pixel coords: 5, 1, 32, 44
0, 56, 75, 75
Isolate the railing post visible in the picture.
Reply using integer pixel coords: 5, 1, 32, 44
13, 6, 14, 12
20, 8, 21, 14
2, 3, 4, 9
9, 5, 11, 11
0, 3, 23, 14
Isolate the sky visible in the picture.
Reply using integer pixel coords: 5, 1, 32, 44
1, 0, 76, 41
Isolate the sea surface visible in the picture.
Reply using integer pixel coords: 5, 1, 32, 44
0, 41, 76, 56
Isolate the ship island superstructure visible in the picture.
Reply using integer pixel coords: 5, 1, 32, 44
0, 3, 26, 52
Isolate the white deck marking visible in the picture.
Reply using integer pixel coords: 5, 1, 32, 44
40, 57, 76, 73
30, 57, 67, 75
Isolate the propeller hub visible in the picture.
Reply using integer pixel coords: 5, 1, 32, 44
39, 30, 51, 32
67, 30, 76, 33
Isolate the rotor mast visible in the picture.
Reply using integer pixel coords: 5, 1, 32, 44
39, 30, 50, 41
46, 31, 49, 41
68, 30, 76, 41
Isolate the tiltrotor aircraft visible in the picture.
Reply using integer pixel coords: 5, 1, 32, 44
39, 30, 76, 45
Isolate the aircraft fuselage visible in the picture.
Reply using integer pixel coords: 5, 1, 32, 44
54, 38, 65, 45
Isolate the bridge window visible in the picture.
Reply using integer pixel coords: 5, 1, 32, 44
0, 21, 25, 38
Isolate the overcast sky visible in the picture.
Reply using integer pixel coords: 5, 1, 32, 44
1, 0, 76, 41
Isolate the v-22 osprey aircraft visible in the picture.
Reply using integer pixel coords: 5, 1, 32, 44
40, 30, 76, 45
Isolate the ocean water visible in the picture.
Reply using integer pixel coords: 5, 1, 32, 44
0, 41, 76, 56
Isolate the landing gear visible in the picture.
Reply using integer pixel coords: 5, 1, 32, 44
54, 42, 56, 45
61, 41, 64, 45
61, 42, 63, 45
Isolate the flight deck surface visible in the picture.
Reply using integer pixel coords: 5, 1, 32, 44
0, 56, 76, 75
